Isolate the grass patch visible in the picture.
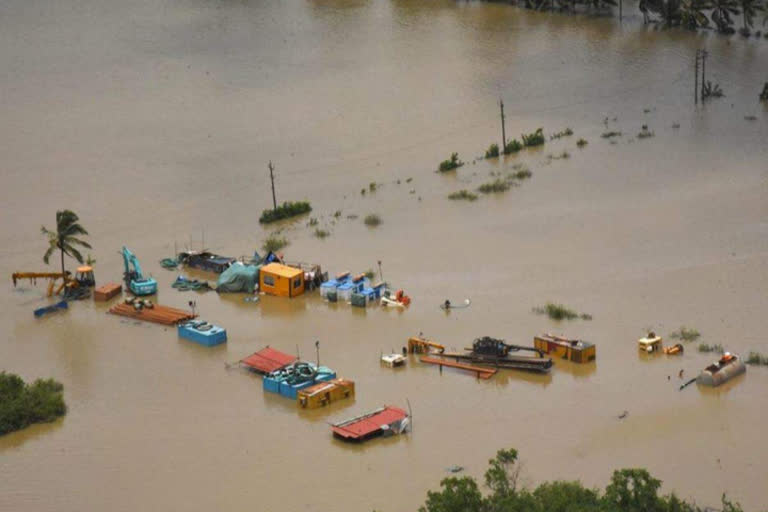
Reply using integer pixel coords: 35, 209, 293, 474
0, 372, 67, 436
510, 168, 532, 180
746, 352, 768, 365
698, 343, 724, 354
522, 128, 545, 147
308, 217, 318, 227
637, 125, 655, 139
262, 234, 289, 253
364, 214, 382, 227
601, 131, 622, 139
576, 138, 588, 148
485, 143, 500, 158
314, 229, 330, 239
477, 179, 512, 194
669, 326, 701, 342
259, 201, 312, 224
369, 182, 377, 192
550, 128, 574, 140
438, 153, 463, 172
503, 139, 523, 154
333, 210, 342, 218
448, 189, 479, 201
532, 302, 591, 321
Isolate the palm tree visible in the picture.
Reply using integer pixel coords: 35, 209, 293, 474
41, 210, 92, 277
681, 0, 712, 28
710, 0, 740, 32
738, 0, 764, 31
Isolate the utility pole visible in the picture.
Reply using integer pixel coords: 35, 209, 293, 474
700, 49, 708, 102
268, 161, 277, 211
315, 340, 320, 369
619, 0, 623, 22
499, 99, 506, 150
694, 49, 700, 105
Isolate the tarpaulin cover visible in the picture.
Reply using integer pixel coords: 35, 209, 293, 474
216, 263, 259, 293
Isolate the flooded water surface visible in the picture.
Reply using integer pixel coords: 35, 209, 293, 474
1, 0, 767, 510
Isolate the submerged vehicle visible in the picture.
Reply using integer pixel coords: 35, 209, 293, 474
177, 251, 236, 274
442, 336, 553, 373
697, 352, 746, 387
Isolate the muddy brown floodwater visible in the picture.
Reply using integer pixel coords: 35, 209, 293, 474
1, 0, 767, 510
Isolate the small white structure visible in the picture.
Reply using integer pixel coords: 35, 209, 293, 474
381, 353, 406, 368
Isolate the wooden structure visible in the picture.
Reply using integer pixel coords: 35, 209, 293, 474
408, 336, 445, 354
331, 405, 409, 442
420, 356, 497, 379
534, 334, 596, 363
240, 347, 297, 375
441, 351, 552, 373
108, 302, 195, 325
297, 378, 355, 409
259, 263, 305, 298
94, 283, 122, 302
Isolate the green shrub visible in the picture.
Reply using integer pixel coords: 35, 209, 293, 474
364, 269, 375, 279
532, 302, 590, 321
550, 128, 574, 140
521, 128, 545, 147
669, 327, 700, 342
503, 139, 523, 154
477, 179, 511, 194
369, 182, 377, 192
314, 229, 330, 239
577, 138, 588, 148
259, 201, 312, 224
448, 189, 478, 201
601, 131, 622, 139
510, 168, 532, 180
637, 125, 655, 139
0, 372, 66, 436
746, 352, 768, 365
308, 217, 318, 227
698, 343, 724, 354
485, 144, 500, 158
364, 214, 382, 227
262, 235, 289, 252
438, 153, 463, 172
333, 210, 342, 218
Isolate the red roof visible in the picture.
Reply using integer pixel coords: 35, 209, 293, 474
241, 347, 296, 374
331, 406, 408, 440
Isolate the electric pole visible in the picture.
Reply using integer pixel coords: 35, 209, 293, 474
499, 99, 506, 150
694, 49, 700, 105
268, 161, 277, 211
701, 49, 708, 102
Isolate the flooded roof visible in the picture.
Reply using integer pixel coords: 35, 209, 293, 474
241, 347, 296, 373
331, 406, 407, 440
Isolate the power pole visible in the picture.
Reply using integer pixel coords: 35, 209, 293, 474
694, 49, 700, 105
701, 49, 708, 102
499, 99, 506, 150
619, 0, 623, 22
268, 161, 277, 210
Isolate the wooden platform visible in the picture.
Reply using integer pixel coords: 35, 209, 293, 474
94, 283, 122, 302
108, 303, 196, 325
420, 356, 497, 379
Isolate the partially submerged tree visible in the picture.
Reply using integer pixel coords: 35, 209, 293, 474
710, 0, 741, 32
737, 0, 764, 33
41, 210, 91, 276
681, 0, 712, 28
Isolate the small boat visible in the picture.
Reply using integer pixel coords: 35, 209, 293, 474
697, 352, 746, 387
381, 353, 406, 368
440, 299, 471, 310
331, 405, 409, 442
33, 300, 68, 318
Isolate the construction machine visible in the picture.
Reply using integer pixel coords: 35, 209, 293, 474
122, 246, 157, 296
407, 336, 445, 354
12, 266, 95, 297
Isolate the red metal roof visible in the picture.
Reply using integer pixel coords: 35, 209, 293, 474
241, 347, 296, 374
331, 406, 407, 440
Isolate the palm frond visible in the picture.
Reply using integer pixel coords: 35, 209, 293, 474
67, 236, 92, 249
62, 243, 85, 264
43, 245, 56, 265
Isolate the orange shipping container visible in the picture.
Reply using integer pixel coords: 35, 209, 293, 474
259, 263, 305, 298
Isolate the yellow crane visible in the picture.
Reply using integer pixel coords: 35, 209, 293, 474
12, 266, 94, 297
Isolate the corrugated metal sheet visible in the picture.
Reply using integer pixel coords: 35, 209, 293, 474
241, 347, 296, 374
331, 406, 407, 440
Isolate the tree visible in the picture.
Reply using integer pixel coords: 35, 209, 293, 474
710, 0, 741, 32
603, 468, 664, 512
738, 0, 764, 31
419, 477, 484, 512
41, 210, 92, 276
681, 0, 712, 28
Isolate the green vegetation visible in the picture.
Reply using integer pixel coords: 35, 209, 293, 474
477, 179, 512, 194
702, 80, 724, 99
420, 447, 744, 512
510, 166, 532, 180
364, 269, 375, 279
1, 372, 66, 436
601, 130, 622, 139
485, 143, 500, 158
41, 210, 92, 276
550, 127, 574, 140
577, 138, 589, 148
448, 189, 479, 201
521, 128, 546, 147
313, 229, 330, 239
333, 210, 342, 218
364, 213, 382, 227
308, 217, 319, 227
746, 351, 768, 365
262, 234, 289, 252
699, 343, 725, 353
532, 302, 592, 321
438, 153, 464, 172
669, 326, 701, 342
503, 139, 523, 154
760, 83, 768, 101
259, 201, 312, 224
369, 182, 377, 192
